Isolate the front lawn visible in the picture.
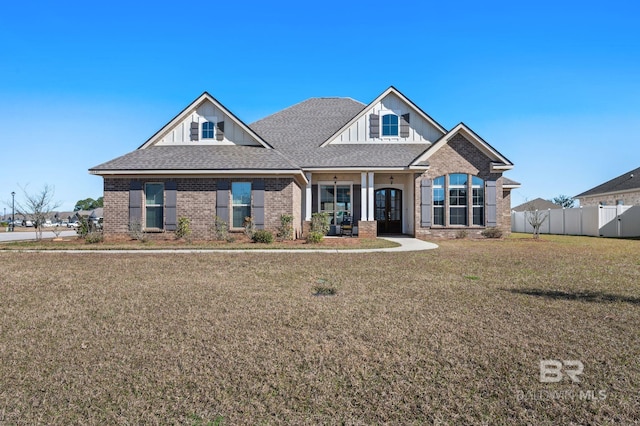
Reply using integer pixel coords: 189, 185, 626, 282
0, 235, 638, 424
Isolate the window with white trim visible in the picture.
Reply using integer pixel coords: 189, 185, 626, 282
319, 183, 352, 225
232, 182, 251, 228
433, 176, 445, 226
145, 183, 164, 229
381, 114, 399, 137
202, 121, 215, 139
449, 174, 468, 226
432, 174, 490, 227
472, 176, 484, 226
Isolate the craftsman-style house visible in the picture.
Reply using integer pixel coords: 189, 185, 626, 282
90, 87, 519, 239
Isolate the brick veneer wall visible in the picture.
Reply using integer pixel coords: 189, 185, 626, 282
357, 221, 377, 238
103, 176, 299, 239
414, 133, 513, 239
579, 191, 640, 207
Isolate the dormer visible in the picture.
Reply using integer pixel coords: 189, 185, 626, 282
321, 87, 446, 146
140, 92, 271, 149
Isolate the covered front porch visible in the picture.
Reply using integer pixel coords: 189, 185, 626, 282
302, 171, 418, 237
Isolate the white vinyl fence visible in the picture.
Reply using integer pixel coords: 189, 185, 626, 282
511, 205, 640, 238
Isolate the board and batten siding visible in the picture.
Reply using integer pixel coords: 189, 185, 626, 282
334, 92, 444, 144
155, 100, 261, 147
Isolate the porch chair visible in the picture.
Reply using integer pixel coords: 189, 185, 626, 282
340, 215, 353, 237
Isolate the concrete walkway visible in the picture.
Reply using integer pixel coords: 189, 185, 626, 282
9, 236, 438, 254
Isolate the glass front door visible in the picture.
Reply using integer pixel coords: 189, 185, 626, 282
375, 188, 402, 234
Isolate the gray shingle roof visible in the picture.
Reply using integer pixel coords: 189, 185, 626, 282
576, 166, 640, 197
90, 145, 299, 171
249, 97, 428, 168
250, 97, 366, 152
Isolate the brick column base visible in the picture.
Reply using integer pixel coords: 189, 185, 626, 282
302, 221, 312, 238
357, 220, 377, 238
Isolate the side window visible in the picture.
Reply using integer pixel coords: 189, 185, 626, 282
472, 176, 484, 226
145, 183, 164, 229
231, 182, 252, 228
433, 176, 445, 226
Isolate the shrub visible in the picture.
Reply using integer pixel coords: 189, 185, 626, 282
211, 216, 229, 241
277, 214, 294, 241
85, 231, 104, 244
455, 229, 468, 239
76, 217, 90, 238
175, 217, 192, 240
252, 229, 274, 244
311, 212, 330, 235
129, 219, 147, 242
243, 217, 255, 238
481, 227, 503, 239
306, 231, 324, 244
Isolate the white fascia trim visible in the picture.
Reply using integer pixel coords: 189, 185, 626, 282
412, 124, 512, 167
503, 184, 521, 189
138, 93, 272, 150
90, 169, 303, 177
491, 163, 514, 172
302, 167, 414, 172
319, 87, 447, 147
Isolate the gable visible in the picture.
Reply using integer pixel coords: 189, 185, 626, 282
412, 123, 513, 170
140, 93, 269, 149
322, 88, 446, 146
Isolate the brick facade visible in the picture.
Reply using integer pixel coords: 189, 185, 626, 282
578, 191, 640, 207
413, 133, 512, 239
103, 177, 300, 239
357, 220, 377, 238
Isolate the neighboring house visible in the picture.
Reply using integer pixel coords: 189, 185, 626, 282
511, 198, 560, 212
90, 87, 520, 239
576, 166, 640, 207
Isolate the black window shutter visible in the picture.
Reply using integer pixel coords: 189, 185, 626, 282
253, 180, 265, 230
352, 184, 361, 222
190, 122, 199, 141
311, 184, 318, 214
420, 179, 432, 227
165, 181, 177, 231
129, 180, 142, 226
486, 181, 497, 227
216, 121, 225, 141
400, 113, 410, 138
216, 180, 229, 223
370, 114, 380, 138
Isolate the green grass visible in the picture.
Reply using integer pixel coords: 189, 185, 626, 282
0, 235, 638, 424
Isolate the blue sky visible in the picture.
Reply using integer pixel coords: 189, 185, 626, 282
1, 0, 639, 211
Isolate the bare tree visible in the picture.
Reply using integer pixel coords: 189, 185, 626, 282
525, 205, 548, 239
15, 184, 61, 241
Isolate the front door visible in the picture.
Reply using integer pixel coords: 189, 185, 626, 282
375, 188, 402, 234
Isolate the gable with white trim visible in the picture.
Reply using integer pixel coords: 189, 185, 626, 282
154, 99, 262, 147
327, 92, 445, 145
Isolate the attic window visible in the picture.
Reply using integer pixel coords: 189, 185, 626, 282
382, 114, 399, 136
202, 121, 215, 139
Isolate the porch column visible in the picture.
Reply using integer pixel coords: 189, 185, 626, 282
361, 172, 367, 221
367, 172, 375, 221
304, 172, 312, 221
